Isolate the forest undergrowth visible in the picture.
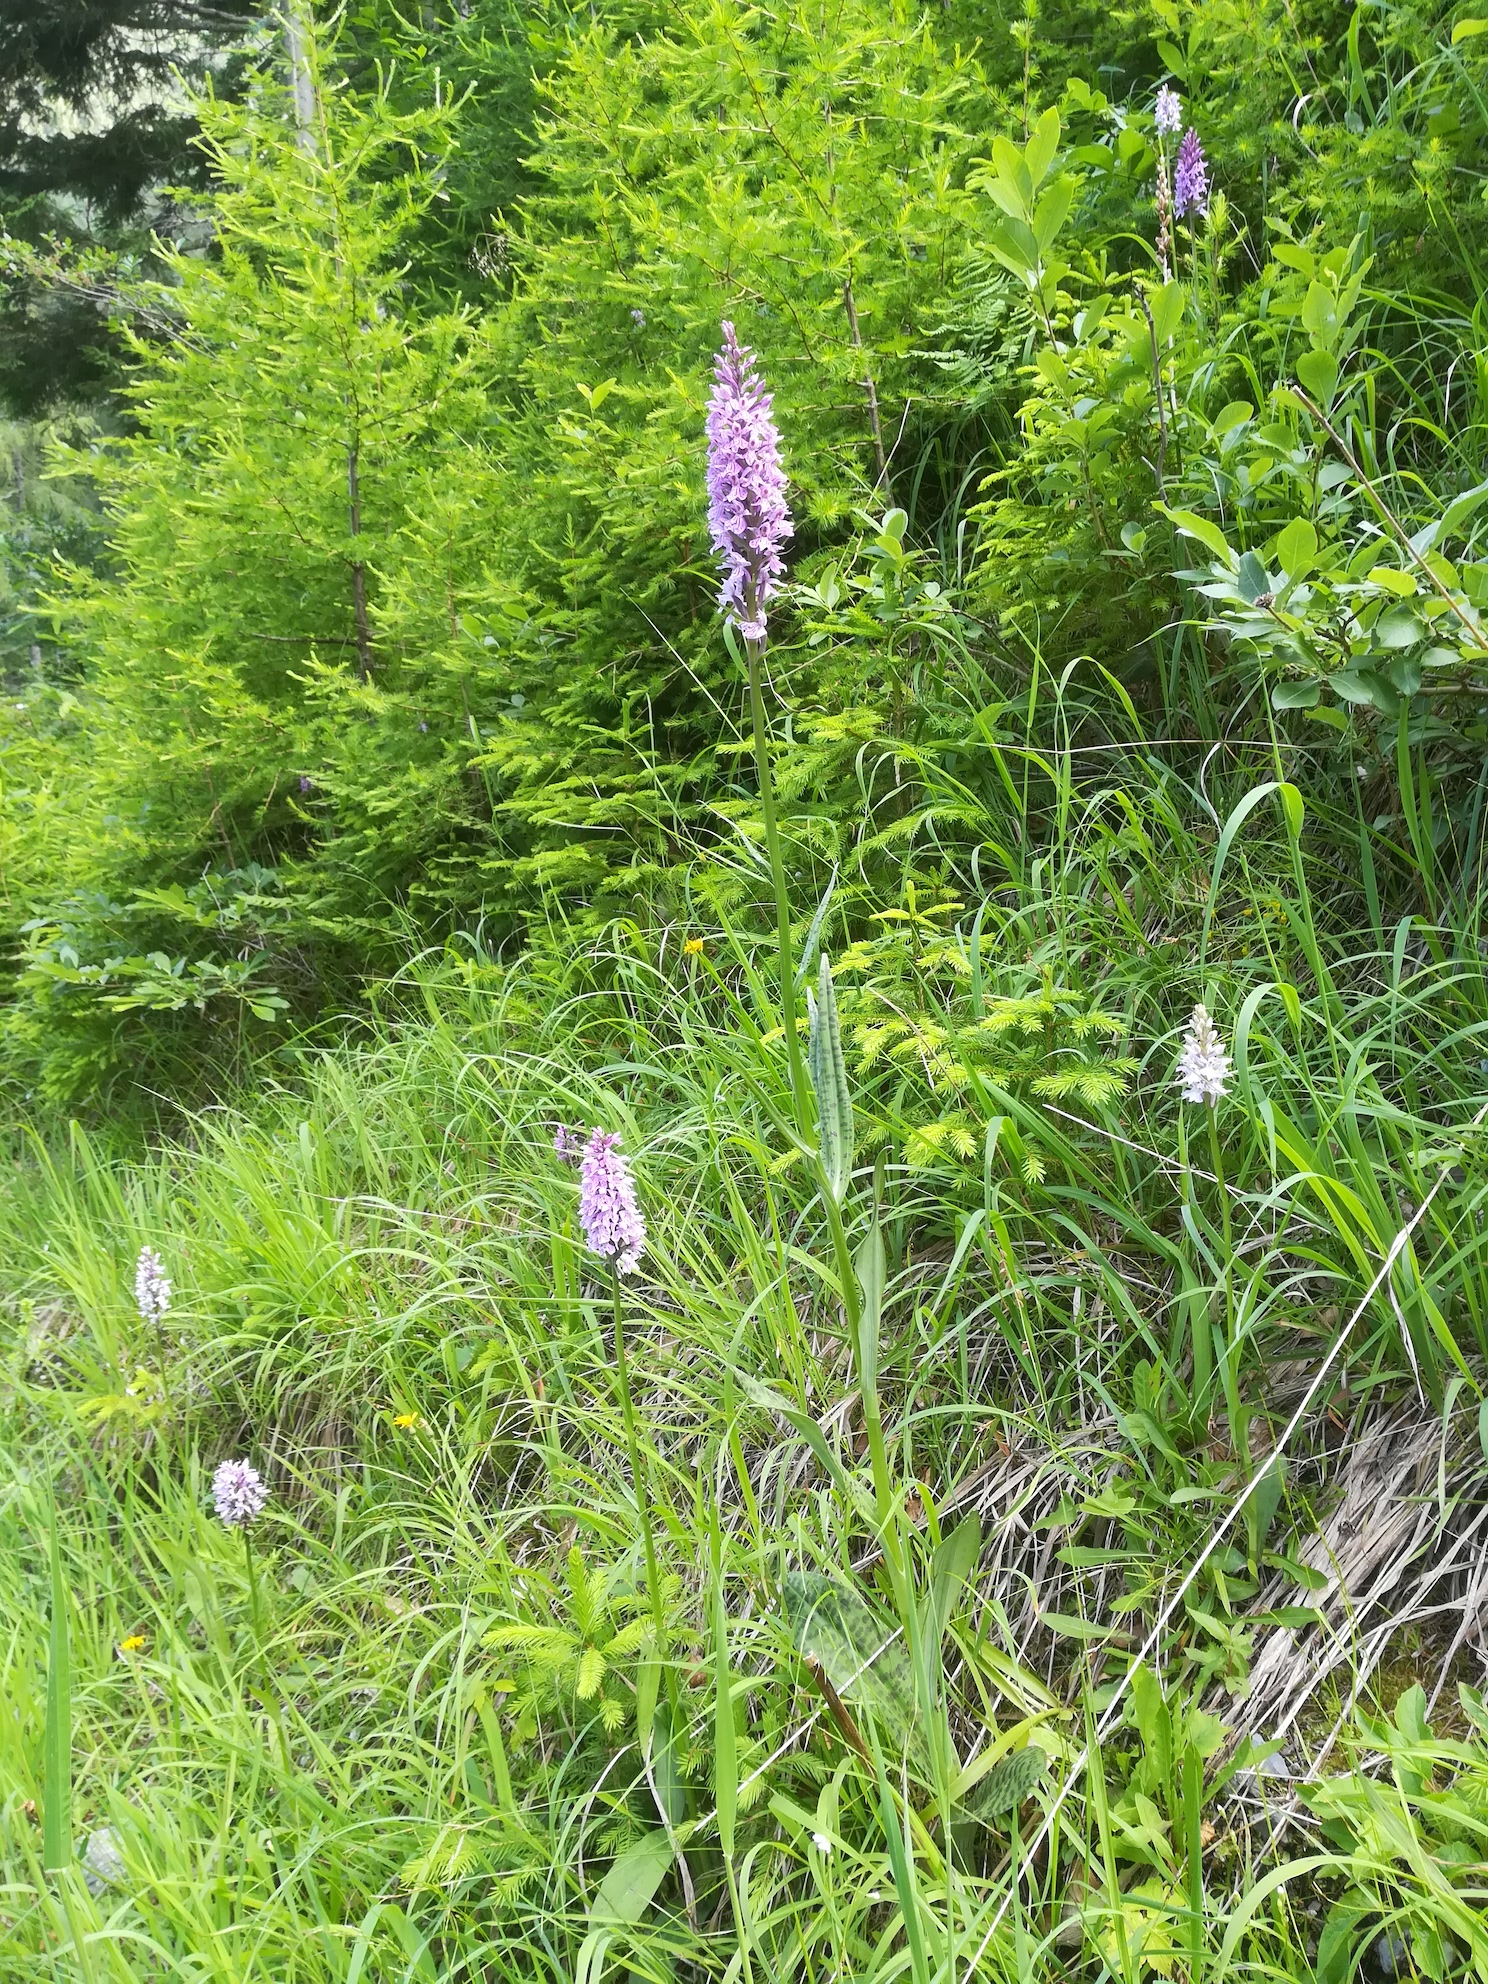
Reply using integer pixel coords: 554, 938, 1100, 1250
3, 0, 1488, 1977
4, 726, 1488, 1979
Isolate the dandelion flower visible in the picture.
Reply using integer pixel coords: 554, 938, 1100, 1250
118, 1634, 147, 1655
392, 1411, 420, 1430
578, 1130, 647, 1276
1174, 128, 1209, 217
1154, 85, 1182, 136
1176, 1003, 1231, 1106
134, 1246, 171, 1323
706, 321, 793, 641
682, 937, 705, 956
212, 1457, 267, 1529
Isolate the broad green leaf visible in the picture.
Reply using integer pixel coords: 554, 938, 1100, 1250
1032, 175, 1074, 254
982, 177, 1030, 225
1275, 518, 1317, 579
635, 1653, 661, 1750
854, 1215, 884, 1401
783, 1571, 924, 1768
989, 134, 1025, 188
1452, 16, 1488, 39
1271, 241, 1315, 276
1330, 668, 1380, 705
1038, 1609, 1113, 1640
1025, 106, 1061, 188
808, 952, 853, 1203
1271, 679, 1320, 709
1301, 279, 1338, 348
925, 1514, 981, 1656
1414, 475, 1488, 554
1160, 506, 1234, 565
1130, 1665, 1171, 1786
1156, 37, 1186, 76
793, 866, 838, 991
1236, 549, 1271, 602
1375, 605, 1425, 648
1296, 347, 1339, 406
1263, 1605, 1326, 1629
589, 1830, 673, 1926
968, 1744, 1047, 1819
986, 217, 1041, 285
1148, 281, 1185, 343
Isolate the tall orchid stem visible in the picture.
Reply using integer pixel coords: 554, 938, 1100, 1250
244, 1530, 262, 1643
611, 1270, 671, 1681
1205, 1106, 1247, 1472
1206, 1109, 1234, 1342
243, 1530, 288, 1762
745, 630, 808, 1132
819, 1191, 904, 1600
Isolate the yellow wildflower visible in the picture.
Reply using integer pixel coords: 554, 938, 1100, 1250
392, 1412, 420, 1429
682, 937, 705, 956
118, 1635, 147, 1654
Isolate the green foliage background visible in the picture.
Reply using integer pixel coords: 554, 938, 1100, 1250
4, 4, 1488, 1977
2, 0, 1486, 1112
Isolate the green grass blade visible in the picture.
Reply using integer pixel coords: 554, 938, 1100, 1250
43, 1491, 71, 1874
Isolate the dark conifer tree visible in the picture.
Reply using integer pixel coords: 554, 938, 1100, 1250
0, 0, 255, 412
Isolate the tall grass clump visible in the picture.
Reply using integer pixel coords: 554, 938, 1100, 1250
2, 841, 1487, 1976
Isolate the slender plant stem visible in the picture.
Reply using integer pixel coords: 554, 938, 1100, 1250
611, 1271, 671, 1677
819, 1191, 904, 1596
1175, 1109, 1206, 1404
745, 631, 808, 1131
244, 1529, 262, 1642
1206, 1107, 1234, 1344
243, 1529, 288, 1761
723, 1856, 755, 1984
1205, 1106, 1248, 1470
149, 1314, 174, 1412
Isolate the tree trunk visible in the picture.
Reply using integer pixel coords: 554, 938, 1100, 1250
347, 443, 374, 680
842, 279, 891, 498
282, 1, 317, 156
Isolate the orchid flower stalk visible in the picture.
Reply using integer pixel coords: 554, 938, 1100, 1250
1152, 87, 1181, 279
133, 1243, 175, 1404
577, 1130, 670, 1682
1175, 1004, 1246, 1464
210, 1455, 289, 1747
707, 321, 808, 1126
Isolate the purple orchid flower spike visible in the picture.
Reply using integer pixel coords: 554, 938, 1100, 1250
705, 322, 793, 642
1174, 128, 1209, 217
578, 1129, 646, 1276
